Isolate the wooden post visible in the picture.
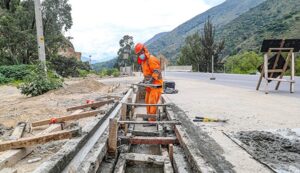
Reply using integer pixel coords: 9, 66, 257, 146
120, 103, 127, 129
9, 122, 26, 140
291, 52, 295, 93
275, 49, 292, 90
108, 118, 118, 155
264, 53, 269, 94
169, 144, 174, 162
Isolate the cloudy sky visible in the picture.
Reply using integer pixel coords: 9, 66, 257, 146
67, 0, 225, 62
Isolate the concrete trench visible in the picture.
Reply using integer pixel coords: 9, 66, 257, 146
23, 84, 292, 173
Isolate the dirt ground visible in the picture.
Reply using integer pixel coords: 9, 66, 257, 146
0, 78, 111, 128
0, 76, 126, 172
164, 76, 300, 172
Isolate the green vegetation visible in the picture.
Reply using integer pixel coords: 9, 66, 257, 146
92, 58, 117, 72
98, 68, 120, 78
177, 18, 224, 72
224, 51, 262, 74
18, 62, 63, 96
0, 0, 73, 65
115, 35, 137, 69
146, 0, 265, 61
0, 65, 33, 82
49, 55, 91, 77
218, 0, 300, 56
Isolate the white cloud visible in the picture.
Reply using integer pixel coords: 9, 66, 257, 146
67, 0, 225, 62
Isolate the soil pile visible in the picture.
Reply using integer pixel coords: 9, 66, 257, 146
54, 79, 106, 94
236, 130, 300, 172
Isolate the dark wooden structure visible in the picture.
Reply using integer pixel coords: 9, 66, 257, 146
256, 39, 299, 94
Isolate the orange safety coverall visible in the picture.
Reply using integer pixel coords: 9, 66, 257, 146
141, 48, 163, 121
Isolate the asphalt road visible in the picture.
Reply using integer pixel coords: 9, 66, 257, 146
165, 72, 300, 98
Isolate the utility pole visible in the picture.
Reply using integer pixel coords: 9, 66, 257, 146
34, 0, 47, 71
210, 55, 216, 80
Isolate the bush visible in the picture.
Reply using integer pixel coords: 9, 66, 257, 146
0, 73, 12, 84
0, 65, 33, 80
49, 55, 91, 77
78, 69, 89, 77
18, 63, 63, 96
98, 68, 120, 77
112, 70, 120, 77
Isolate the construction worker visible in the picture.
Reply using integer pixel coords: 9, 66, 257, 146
135, 43, 163, 121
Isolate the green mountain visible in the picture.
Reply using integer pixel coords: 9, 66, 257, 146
92, 58, 117, 71
145, 0, 266, 62
218, 0, 300, 56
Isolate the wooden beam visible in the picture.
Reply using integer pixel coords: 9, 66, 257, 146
131, 130, 159, 137
0, 129, 81, 152
121, 136, 178, 145
9, 122, 26, 140
267, 78, 295, 82
124, 153, 167, 164
135, 113, 158, 118
113, 154, 126, 173
276, 49, 292, 90
108, 118, 118, 155
162, 96, 215, 173
0, 168, 17, 173
162, 148, 174, 173
122, 102, 171, 107
118, 120, 181, 125
66, 99, 114, 111
0, 110, 82, 170
31, 110, 103, 127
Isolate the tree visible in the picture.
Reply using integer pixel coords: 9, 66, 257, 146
176, 17, 224, 72
0, 0, 73, 65
177, 32, 203, 71
201, 17, 224, 72
115, 35, 137, 69
224, 51, 262, 74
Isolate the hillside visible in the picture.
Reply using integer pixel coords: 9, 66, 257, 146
92, 58, 117, 71
218, 0, 300, 56
145, 0, 266, 62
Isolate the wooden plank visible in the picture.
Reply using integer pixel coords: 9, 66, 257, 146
113, 154, 126, 173
131, 130, 159, 137
31, 110, 103, 127
267, 78, 295, 82
172, 145, 192, 173
290, 52, 295, 93
0, 168, 17, 173
124, 153, 166, 164
66, 99, 114, 111
136, 113, 158, 119
120, 103, 127, 129
269, 40, 285, 79
169, 144, 174, 162
118, 120, 181, 125
9, 122, 26, 141
0, 129, 81, 152
108, 118, 118, 155
162, 148, 174, 173
268, 69, 284, 73
275, 50, 292, 90
268, 48, 294, 51
122, 136, 178, 145
264, 53, 269, 94
162, 96, 215, 173
0, 110, 83, 170
122, 102, 171, 107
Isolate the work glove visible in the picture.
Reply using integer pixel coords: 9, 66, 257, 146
144, 77, 154, 84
